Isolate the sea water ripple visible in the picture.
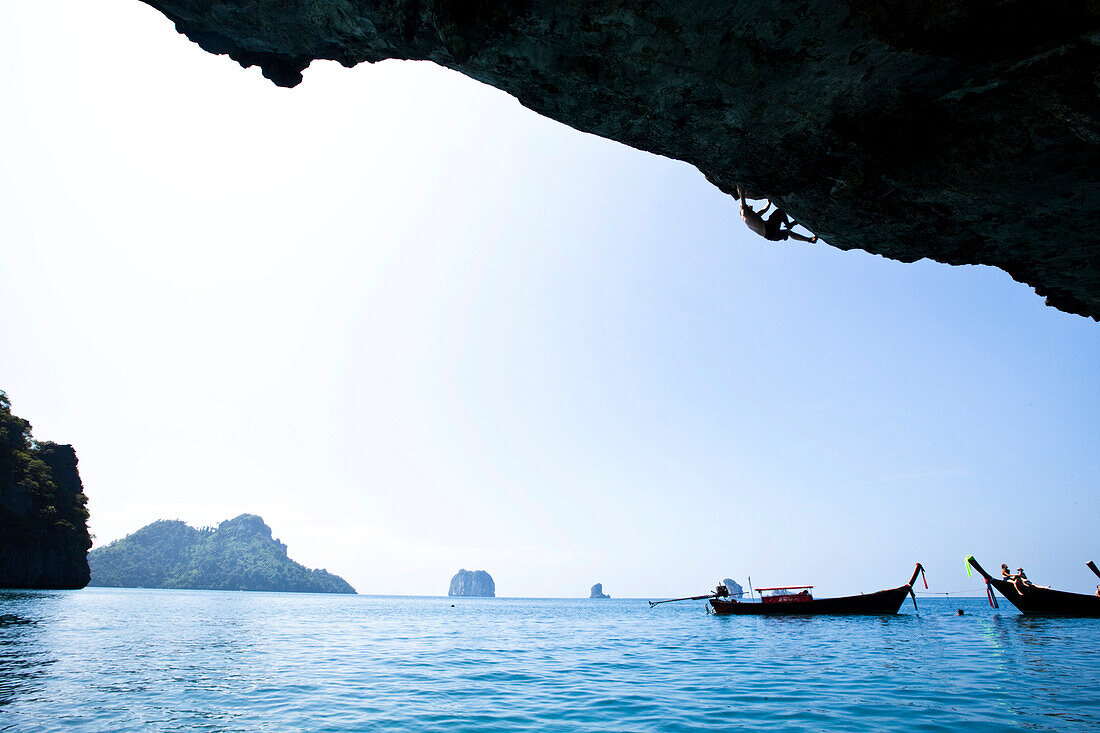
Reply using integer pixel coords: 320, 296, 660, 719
1, 590, 1098, 731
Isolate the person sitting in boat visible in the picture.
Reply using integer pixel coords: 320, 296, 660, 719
737, 188, 818, 244
1012, 568, 1049, 593
1096, 584, 1100, 598
1001, 564, 1014, 581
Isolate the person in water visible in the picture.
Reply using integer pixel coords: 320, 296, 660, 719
738, 188, 818, 243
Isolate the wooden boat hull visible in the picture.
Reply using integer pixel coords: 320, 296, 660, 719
710, 585, 911, 616
968, 556, 1100, 617
986, 578, 1100, 617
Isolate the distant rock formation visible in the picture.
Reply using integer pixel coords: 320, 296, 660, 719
0, 391, 92, 589
448, 569, 495, 597
589, 583, 610, 599
722, 579, 744, 598
88, 514, 355, 593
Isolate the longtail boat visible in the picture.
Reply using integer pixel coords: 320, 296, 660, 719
710, 563, 925, 615
649, 563, 925, 615
966, 556, 1100, 617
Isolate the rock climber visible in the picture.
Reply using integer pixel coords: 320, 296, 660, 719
737, 187, 817, 243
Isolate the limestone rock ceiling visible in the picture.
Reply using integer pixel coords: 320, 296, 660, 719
139, 0, 1100, 319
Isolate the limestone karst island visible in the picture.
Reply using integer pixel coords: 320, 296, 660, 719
0, 392, 91, 590
723, 579, 744, 598
89, 514, 356, 594
1, 391, 353, 595
448, 569, 496, 597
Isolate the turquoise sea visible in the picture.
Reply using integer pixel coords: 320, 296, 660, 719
2, 589, 1098, 731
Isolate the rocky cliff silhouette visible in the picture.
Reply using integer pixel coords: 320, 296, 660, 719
0, 392, 91, 589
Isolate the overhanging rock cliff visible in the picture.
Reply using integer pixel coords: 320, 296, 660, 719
139, 0, 1100, 319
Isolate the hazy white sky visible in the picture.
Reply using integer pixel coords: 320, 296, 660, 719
3, 0, 1098, 598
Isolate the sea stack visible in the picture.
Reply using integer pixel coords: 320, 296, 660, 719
590, 583, 610, 599
722, 579, 744, 597
448, 569, 495, 597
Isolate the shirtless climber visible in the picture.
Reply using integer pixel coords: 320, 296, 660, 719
738, 188, 818, 243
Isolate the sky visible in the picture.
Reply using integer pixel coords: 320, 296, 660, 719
2, 0, 1098, 599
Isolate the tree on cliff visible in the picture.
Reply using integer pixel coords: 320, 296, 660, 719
0, 391, 92, 589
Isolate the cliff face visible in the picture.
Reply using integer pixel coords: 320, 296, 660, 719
448, 569, 495, 597
138, 0, 1100, 319
88, 514, 356, 593
590, 582, 610, 599
0, 393, 92, 589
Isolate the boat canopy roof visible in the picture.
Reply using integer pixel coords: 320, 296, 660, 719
755, 585, 813, 591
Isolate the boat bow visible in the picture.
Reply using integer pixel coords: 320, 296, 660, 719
967, 555, 1100, 616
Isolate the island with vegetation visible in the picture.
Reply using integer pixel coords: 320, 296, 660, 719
88, 514, 355, 594
0, 391, 92, 589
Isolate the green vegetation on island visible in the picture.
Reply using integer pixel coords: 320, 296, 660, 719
0, 391, 92, 589
89, 514, 356, 594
